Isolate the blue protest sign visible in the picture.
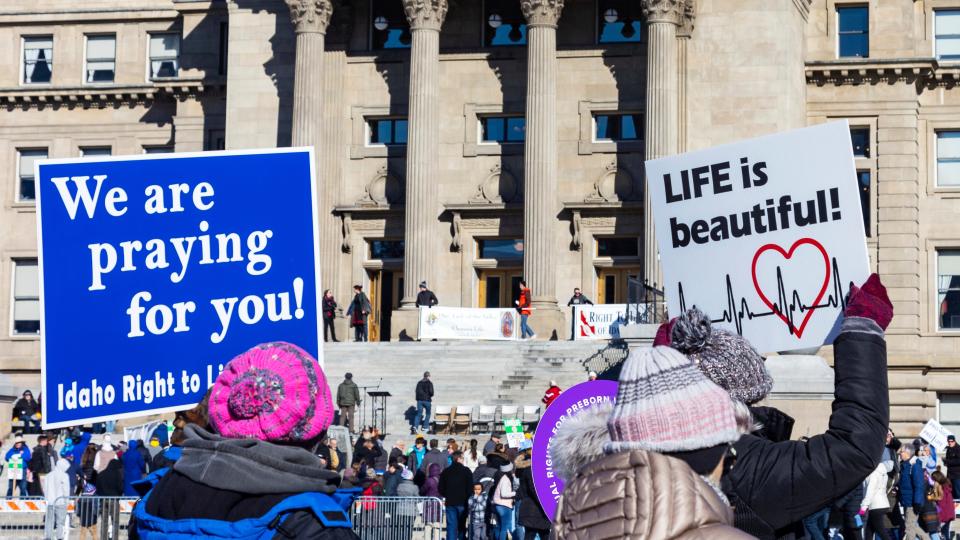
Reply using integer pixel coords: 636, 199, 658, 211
35, 148, 321, 428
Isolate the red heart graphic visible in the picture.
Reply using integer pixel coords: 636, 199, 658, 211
750, 238, 830, 338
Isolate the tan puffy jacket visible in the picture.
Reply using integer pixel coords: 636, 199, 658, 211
554, 449, 756, 540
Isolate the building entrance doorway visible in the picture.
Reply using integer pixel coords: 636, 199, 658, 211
478, 270, 522, 308
368, 270, 403, 342
597, 267, 641, 304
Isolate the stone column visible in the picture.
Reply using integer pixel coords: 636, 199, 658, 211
640, 0, 689, 292
521, 0, 563, 314
399, 0, 448, 308
285, 0, 332, 147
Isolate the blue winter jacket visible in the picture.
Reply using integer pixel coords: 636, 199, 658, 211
899, 457, 927, 507
123, 441, 147, 496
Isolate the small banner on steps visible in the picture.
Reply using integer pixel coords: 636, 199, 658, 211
418, 306, 519, 340
35, 148, 322, 428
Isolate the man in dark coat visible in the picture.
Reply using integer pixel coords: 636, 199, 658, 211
944, 435, 960, 500
414, 372, 434, 434
420, 439, 447, 473
439, 451, 474, 540
566, 288, 593, 306
336, 373, 361, 434
28, 434, 56, 496
415, 282, 438, 308
657, 274, 892, 538
13, 391, 40, 434
352, 438, 383, 470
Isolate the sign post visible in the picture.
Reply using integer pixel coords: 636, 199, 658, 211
645, 121, 871, 353
36, 148, 321, 429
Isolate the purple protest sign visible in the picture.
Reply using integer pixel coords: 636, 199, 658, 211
532, 380, 618, 521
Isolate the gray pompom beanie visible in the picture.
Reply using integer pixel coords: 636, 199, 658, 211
670, 308, 773, 405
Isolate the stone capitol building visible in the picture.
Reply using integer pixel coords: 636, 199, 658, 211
0, 0, 958, 436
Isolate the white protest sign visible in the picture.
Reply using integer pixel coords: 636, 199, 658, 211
920, 419, 954, 452
645, 121, 871, 353
573, 304, 628, 340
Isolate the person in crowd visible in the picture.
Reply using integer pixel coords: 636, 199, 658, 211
346, 285, 372, 342
587, 371, 597, 382
151, 421, 170, 448
96, 455, 124, 537
416, 281, 438, 308
933, 469, 955, 540
923, 470, 945, 540
515, 280, 535, 340
145, 435, 163, 462
468, 482, 489, 540
801, 506, 830, 540
42, 458, 71, 540
343, 461, 363, 487
440, 451, 474, 540
323, 438, 346, 473
900, 445, 929, 540
552, 346, 753, 539
566, 288, 593, 306
482, 434, 500, 456
445, 439, 458, 466
421, 463, 441, 498
336, 373, 361, 434
5, 437, 30, 497
129, 342, 360, 538
383, 462, 401, 496
77, 444, 99, 540
515, 450, 550, 540
61, 447, 79, 496
541, 381, 561, 409
150, 393, 208, 472
122, 440, 146, 496
414, 371, 434, 434
408, 437, 428, 471
322, 289, 339, 342
861, 461, 894, 540
396, 468, 419, 538
653, 273, 891, 537
389, 440, 406, 465
29, 434, 56, 496
485, 444, 511, 471
93, 437, 117, 473
944, 435, 960, 504
834, 484, 866, 540
463, 439, 484, 471
13, 390, 40, 434
421, 439, 447, 472
353, 437, 383, 470
490, 462, 517, 540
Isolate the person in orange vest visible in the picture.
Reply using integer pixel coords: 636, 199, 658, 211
542, 381, 561, 408
515, 280, 536, 340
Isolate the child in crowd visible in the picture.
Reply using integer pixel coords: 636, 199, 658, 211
468, 482, 488, 540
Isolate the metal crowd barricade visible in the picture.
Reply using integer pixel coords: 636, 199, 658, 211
40, 496, 139, 540
351, 496, 446, 540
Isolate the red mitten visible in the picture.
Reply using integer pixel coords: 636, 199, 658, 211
653, 318, 677, 346
844, 273, 893, 331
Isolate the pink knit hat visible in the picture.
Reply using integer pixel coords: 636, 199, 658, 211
209, 342, 334, 443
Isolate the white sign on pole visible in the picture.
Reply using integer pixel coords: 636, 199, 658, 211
418, 307, 519, 341
573, 305, 628, 340
645, 121, 871, 353
920, 419, 954, 452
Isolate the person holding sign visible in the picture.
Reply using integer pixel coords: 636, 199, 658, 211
654, 274, 891, 537
5, 438, 29, 498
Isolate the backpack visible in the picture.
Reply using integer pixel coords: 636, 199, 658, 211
130, 469, 362, 539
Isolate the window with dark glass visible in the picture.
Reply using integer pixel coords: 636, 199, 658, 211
938, 250, 960, 330
13, 259, 40, 335
481, 116, 526, 143
597, 237, 639, 257
371, 0, 411, 50
595, 113, 642, 142
850, 127, 870, 158
598, 1, 641, 44
149, 33, 180, 79
367, 118, 408, 145
369, 240, 405, 259
219, 22, 229, 75
856, 170, 870, 236
478, 239, 524, 261
85, 35, 115, 83
484, 0, 527, 47
837, 6, 869, 58
23, 36, 53, 84
17, 149, 46, 202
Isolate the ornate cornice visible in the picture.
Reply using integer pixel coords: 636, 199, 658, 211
402, 0, 448, 31
520, 0, 564, 28
284, 0, 333, 34
641, 0, 685, 26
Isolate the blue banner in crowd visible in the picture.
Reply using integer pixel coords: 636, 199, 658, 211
35, 148, 321, 428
